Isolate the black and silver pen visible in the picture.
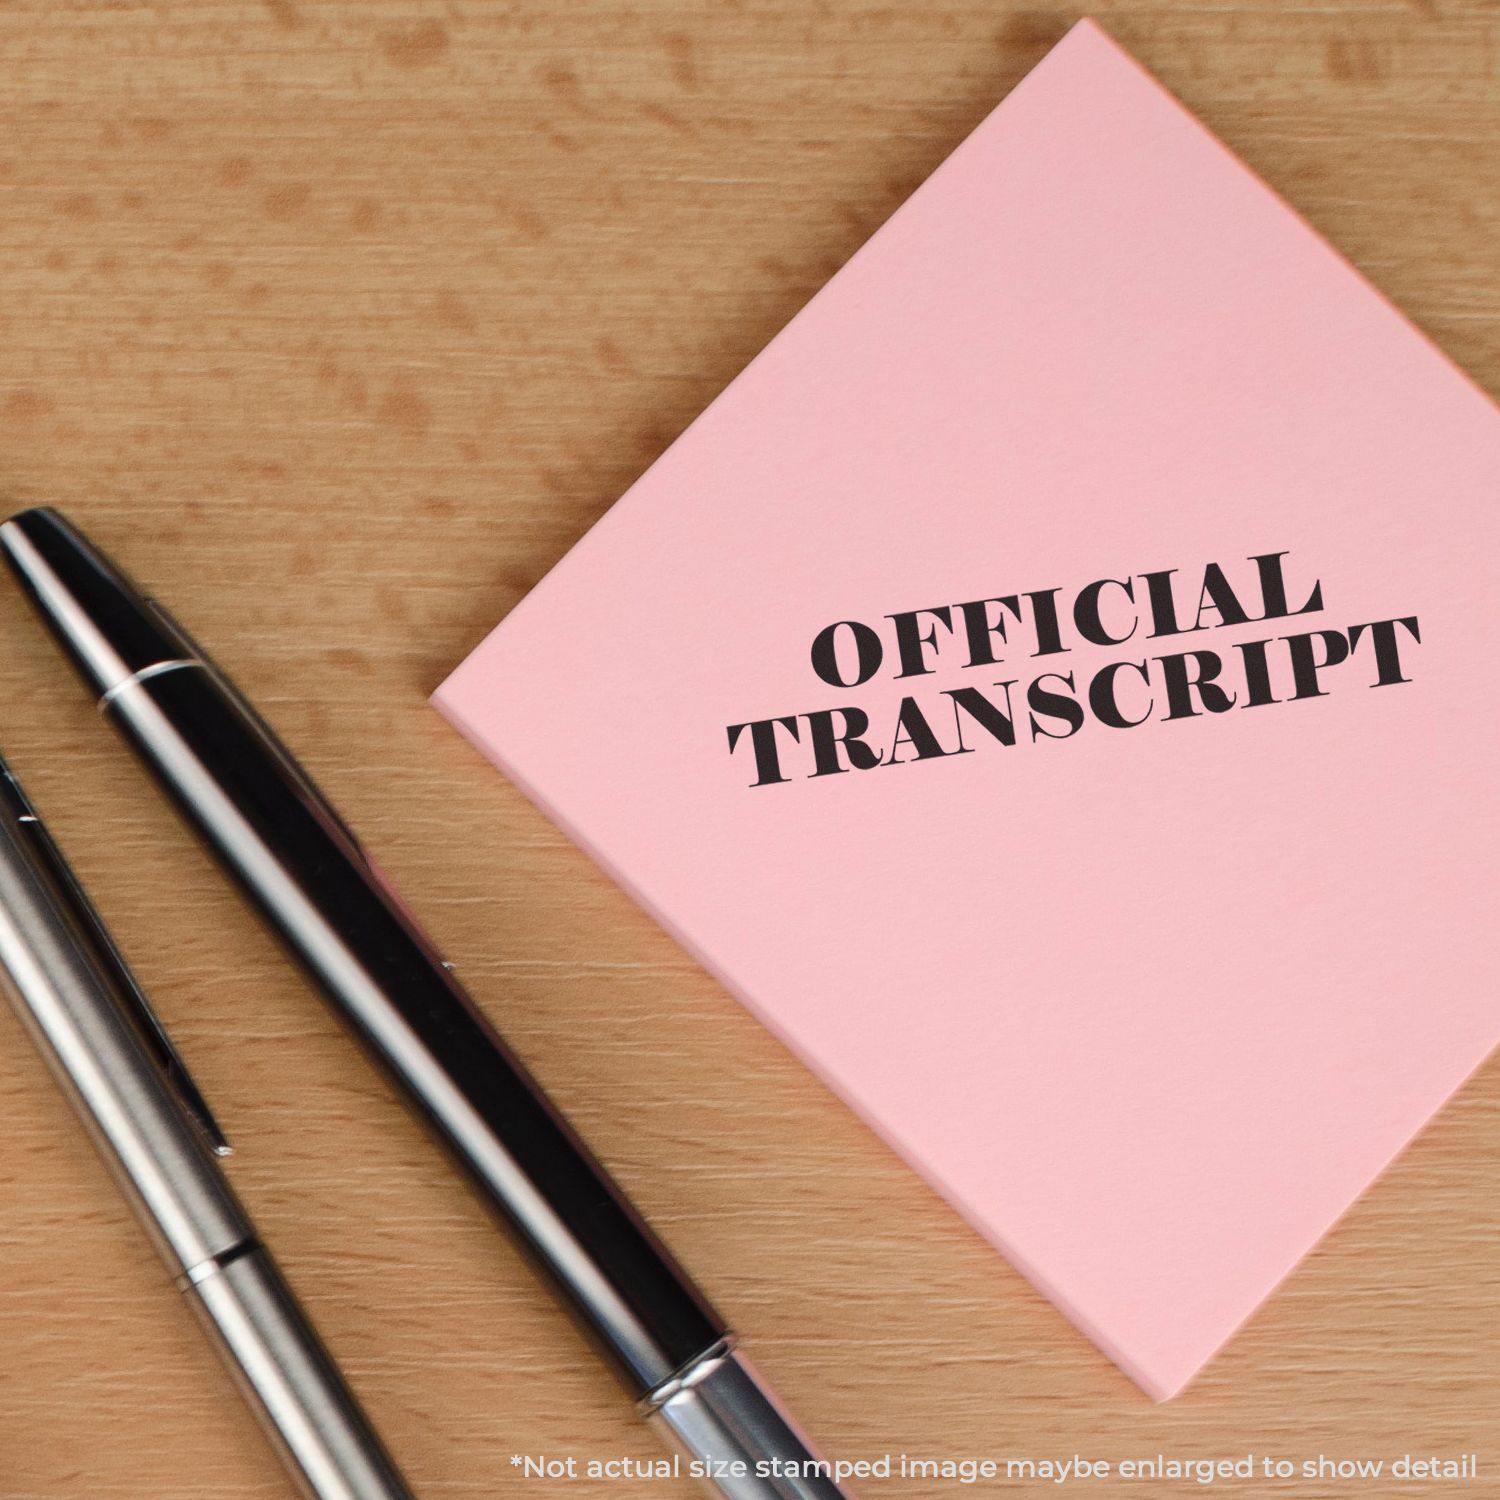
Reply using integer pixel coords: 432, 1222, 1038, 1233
0, 750, 416, 1500
1, 507, 855, 1500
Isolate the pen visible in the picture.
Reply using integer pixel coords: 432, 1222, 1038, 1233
0, 750, 417, 1500
1, 507, 856, 1500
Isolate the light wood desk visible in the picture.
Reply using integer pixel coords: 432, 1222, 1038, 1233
0, 2, 1494, 1495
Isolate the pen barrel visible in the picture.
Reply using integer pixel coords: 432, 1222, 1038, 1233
107, 663, 727, 1398
186, 1244, 415, 1500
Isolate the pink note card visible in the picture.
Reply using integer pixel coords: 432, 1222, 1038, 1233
434, 20, 1500, 1398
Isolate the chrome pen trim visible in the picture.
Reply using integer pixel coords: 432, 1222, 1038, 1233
645, 1343, 856, 1500
99, 657, 200, 706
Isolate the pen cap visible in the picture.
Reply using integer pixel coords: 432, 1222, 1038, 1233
0, 769, 249, 1276
0, 507, 193, 697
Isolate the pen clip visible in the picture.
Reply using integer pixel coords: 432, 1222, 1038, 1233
0, 767, 232, 1157
144, 598, 373, 863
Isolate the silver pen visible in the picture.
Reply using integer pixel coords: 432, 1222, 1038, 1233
0, 754, 417, 1500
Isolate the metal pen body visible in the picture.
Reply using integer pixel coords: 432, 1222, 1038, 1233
0, 761, 415, 1500
0, 773, 246, 1274
1, 506, 857, 1499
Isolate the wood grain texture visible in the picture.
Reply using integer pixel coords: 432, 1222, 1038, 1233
0, 2, 1494, 1496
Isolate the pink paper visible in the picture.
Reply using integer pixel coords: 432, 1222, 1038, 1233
434, 20, 1500, 1398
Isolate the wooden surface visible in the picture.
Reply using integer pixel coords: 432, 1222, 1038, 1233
0, 3, 1495, 1496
